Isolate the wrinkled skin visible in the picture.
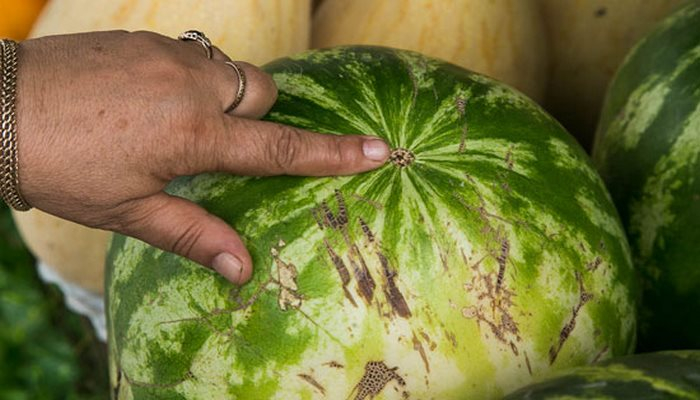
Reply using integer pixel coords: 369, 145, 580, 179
14, 30, 389, 284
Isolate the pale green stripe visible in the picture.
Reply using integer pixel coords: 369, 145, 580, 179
271, 73, 377, 135
630, 100, 700, 259
571, 364, 700, 398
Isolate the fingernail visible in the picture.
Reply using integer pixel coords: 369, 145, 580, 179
362, 138, 390, 161
212, 252, 244, 284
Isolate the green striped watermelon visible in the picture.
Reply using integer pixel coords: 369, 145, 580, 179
503, 350, 700, 399
592, 1, 700, 351
107, 46, 637, 399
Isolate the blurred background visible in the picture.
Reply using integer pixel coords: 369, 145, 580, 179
0, 202, 108, 399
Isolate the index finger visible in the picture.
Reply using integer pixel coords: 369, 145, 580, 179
200, 116, 391, 177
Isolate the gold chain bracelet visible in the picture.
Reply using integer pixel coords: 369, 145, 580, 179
1, 39, 31, 211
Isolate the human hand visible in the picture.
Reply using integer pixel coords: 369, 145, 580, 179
13, 30, 390, 285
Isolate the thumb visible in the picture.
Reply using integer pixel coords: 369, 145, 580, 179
119, 192, 252, 284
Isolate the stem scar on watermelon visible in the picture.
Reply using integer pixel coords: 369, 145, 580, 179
389, 148, 416, 167
106, 46, 637, 399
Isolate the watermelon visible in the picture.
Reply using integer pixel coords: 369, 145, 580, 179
107, 46, 637, 399
592, 1, 700, 351
503, 350, 700, 399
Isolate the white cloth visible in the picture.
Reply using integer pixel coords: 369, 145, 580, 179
37, 261, 107, 342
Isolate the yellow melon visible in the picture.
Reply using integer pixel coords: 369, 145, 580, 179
539, 0, 684, 150
0, 0, 47, 40
16, 0, 311, 293
31, 0, 311, 65
312, 0, 548, 102
12, 210, 111, 294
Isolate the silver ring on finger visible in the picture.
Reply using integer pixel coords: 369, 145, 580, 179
224, 61, 246, 113
178, 30, 212, 59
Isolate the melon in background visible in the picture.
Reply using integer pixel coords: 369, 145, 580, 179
30, 0, 311, 65
11, 210, 111, 294
0, 0, 47, 40
107, 46, 636, 399
504, 351, 700, 399
593, 1, 700, 351
312, 0, 548, 103
14, 0, 311, 294
539, 0, 684, 151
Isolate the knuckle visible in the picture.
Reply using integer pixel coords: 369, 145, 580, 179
319, 135, 352, 173
246, 66, 278, 109
183, 115, 224, 173
269, 126, 303, 172
152, 60, 191, 90
169, 221, 206, 259
330, 136, 347, 165
126, 37, 190, 86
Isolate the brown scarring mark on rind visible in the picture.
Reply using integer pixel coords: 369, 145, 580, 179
452, 191, 512, 231
350, 361, 406, 400
324, 239, 358, 307
412, 332, 431, 373
320, 200, 339, 229
461, 248, 472, 268
495, 237, 510, 293
505, 146, 514, 170
349, 243, 377, 304
227, 278, 274, 312
524, 351, 533, 376
337, 200, 377, 305
317, 190, 377, 306
318, 189, 413, 321
359, 217, 375, 243
312, 207, 325, 229
324, 361, 345, 369
420, 331, 437, 351
439, 245, 450, 272
445, 330, 458, 348
592, 345, 609, 363
586, 256, 603, 272
352, 193, 384, 210
456, 97, 467, 115
509, 341, 519, 356
458, 172, 552, 236
162, 272, 313, 339
549, 271, 594, 365
325, 239, 352, 286
461, 241, 521, 352
359, 219, 411, 319
377, 251, 411, 318
298, 373, 326, 395
464, 307, 506, 343
335, 189, 349, 227
272, 251, 303, 311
